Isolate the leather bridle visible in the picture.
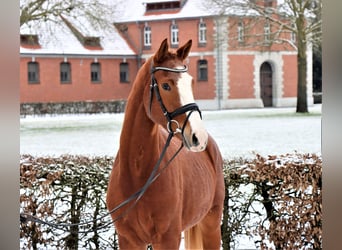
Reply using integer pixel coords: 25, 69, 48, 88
149, 63, 202, 135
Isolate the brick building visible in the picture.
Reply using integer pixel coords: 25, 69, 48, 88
20, 0, 313, 111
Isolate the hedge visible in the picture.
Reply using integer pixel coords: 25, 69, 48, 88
20, 100, 126, 116
20, 153, 321, 250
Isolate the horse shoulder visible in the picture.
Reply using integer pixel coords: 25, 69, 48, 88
205, 134, 223, 169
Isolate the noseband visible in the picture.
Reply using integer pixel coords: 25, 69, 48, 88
149, 64, 202, 135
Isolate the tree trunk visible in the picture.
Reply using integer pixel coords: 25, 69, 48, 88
296, 14, 309, 113
221, 178, 231, 250
296, 49, 308, 113
65, 186, 79, 249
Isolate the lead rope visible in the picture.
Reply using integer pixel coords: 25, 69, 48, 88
20, 127, 184, 234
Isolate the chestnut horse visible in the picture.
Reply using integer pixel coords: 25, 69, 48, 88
106, 39, 224, 249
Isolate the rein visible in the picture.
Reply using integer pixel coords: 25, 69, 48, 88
20, 63, 203, 234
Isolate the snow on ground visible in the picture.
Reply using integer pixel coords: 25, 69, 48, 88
20, 105, 321, 159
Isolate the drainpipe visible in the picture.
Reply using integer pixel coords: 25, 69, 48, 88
215, 16, 223, 110
136, 21, 143, 69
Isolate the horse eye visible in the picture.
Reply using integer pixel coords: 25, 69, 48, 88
162, 83, 171, 91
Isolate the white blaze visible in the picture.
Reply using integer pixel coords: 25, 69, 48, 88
177, 72, 208, 152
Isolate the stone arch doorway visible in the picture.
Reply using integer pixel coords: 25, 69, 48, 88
260, 62, 273, 107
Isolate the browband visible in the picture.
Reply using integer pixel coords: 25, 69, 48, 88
151, 65, 188, 74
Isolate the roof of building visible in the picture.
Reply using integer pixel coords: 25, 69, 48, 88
115, 0, 260, 23
116, 0, 215, 23
19, 0, 215, 56
20, 0, 269, 56
20, 14, 136, 57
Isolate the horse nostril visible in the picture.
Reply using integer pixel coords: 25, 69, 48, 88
192, 133, 199, 146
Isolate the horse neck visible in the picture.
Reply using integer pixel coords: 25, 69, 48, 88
118, 59, 160, 178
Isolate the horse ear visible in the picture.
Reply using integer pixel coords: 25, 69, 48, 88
154, 38, 169, 64
177, 39, 192, 60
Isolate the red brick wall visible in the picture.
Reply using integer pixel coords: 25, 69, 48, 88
228, 55, 255, 99
282, 55, 298, 97
20, 57, 136, 103
228, 17, 296, 52
188, 56, 216, 100
121, 18, 217, 100
20, 14, 298, 106
122, 18, 216, 54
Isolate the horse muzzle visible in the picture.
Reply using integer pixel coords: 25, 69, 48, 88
182, 112, 208, 152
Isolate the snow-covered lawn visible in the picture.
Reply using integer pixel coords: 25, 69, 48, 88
20, 104, 321, 159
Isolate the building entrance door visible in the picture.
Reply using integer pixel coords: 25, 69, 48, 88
260, 62, 273, 107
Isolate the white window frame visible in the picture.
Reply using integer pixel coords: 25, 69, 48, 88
170, 22, 179, 46
198, 20, 207, 44
60, 62, 71, 83
120, 62, 129, 83
197, 59, 208, 81
91, 62, 101, 82
28, 61, 39, 83
144, 24, 152, 47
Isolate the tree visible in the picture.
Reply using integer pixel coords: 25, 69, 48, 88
20, 0, 123, 31
206, 0, 322, 113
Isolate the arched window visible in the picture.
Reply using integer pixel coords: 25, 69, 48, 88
120, 62, 129, 83
170, 22, 179, 47
28, 61, 39, 83
198, 20, 207, 45
60, 62, 71, 83
197, 59, 208, 81
144, 24, 152, 47
91, 62, 101, 82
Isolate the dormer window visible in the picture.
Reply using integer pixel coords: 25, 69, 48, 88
145, 0, 184, 12
83, 37, 101, 47
20, 34, 39, 46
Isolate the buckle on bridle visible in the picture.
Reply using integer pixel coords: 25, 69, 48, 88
167, 120, 182, 135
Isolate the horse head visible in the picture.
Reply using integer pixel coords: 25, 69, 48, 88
143, 38, 208, 152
